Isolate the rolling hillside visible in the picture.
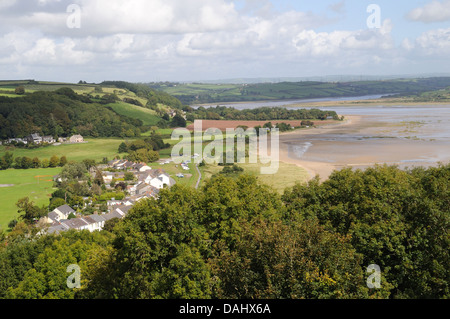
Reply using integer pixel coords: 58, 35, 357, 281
152, 77, 450, 105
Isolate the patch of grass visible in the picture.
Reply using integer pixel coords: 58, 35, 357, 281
151, 161, 200, 188
106, 102, 162, 126
0, 138, 129, 163
0, 168, 61, 231
202, 160, 308, 193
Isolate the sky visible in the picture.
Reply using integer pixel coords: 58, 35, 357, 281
0, 0, 449, 83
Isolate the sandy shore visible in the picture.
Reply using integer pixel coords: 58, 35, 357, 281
278, 115, 362, 181
277, 112, 450, 181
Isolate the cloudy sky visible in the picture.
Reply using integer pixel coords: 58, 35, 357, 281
1, 0, 450, 83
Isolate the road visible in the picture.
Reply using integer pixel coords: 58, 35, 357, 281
195, 164, 202, 189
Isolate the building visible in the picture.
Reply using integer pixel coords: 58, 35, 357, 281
69, 135, 84, 143
26, 133, 43, 145
42, 136, 56, 144
47, 205, 76, 223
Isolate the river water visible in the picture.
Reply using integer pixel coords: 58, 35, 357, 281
193, 94, 393, 110
280, 103, 450, 176
201, 98, 450, 177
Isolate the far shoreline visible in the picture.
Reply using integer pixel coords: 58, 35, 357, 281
191, 97, 450, 109
276, 115, 362, 182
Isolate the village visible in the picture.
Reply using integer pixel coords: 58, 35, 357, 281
40, 158, 177, 235
1, 132, 85, 146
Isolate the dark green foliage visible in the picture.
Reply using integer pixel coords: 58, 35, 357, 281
0, 90, 142, 139
171, 113, 187, 128
1, 165, 448, 300
282, 164, 450, 299
192, 106, 338, 121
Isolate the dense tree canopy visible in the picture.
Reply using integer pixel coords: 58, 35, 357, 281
189, 106, 338, 121
0, 164, 448, 299
0, 90, 143, 139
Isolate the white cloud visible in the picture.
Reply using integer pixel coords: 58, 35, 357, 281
0, 1, 449, 81
2, 0, 244, 37
0, 0, 16, 9
406, 0, 450, 23
414, 27, 450, 55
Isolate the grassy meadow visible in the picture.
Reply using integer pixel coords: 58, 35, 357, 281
202, 160, 309, 193
0, 138, 127, 163
107, 102, 162, 126
0, 168, 61, 231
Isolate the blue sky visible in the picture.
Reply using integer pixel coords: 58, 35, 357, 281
0, 0, 449, 82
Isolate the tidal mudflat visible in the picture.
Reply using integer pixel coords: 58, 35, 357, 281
279, 104, 450, 180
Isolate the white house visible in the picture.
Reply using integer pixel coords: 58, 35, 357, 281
82, 215, 105, 232
47, 205, 76, 223
69, 135, 84, 143
149, 173, 173, 189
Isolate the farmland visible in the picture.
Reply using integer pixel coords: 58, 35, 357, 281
106, 101, 162, 126
0, 168, 61, 231
0, 138, 126, 163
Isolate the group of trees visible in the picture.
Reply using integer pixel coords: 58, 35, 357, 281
0, 89, 143, 140
118, 133, 170, 164
0, 152, 67, 170
189, 106, 339, 122
1, 163, 448, 299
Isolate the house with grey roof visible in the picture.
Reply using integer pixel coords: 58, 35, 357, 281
26, 133, 43, 145
61, 218, 90, 231
82, 215, 106, 232
102, 210, 124, 222
45, 205, 76, 223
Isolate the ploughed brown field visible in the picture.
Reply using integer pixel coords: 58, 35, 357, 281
187, 120, 336, 131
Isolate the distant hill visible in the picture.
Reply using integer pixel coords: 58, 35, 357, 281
0, 88, 144, 140
0, 80, 187, 139
152, 77, 450, 105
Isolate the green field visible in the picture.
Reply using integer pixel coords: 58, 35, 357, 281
202, 160, 309, 193
107, 102, 162, 126
0, 138, 127, 163
0, 168, 61, 231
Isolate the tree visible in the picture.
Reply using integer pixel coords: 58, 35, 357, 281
59, 156, 68, 167
16, 197, 46, 224
0, 152, 14, 170
49, 155, 59, 168
83, 184, 213, 299
22, 157, 34, 169
32, 157, 41, 169
49, 198, 66, 212
118, 142, 128, 153
210, 218, 375, 299
82, 159, 96, 171
282, 164, 450, 299
41, 159, 49, 168
15, 86, 25, 95
127, 149, 159, 163
60, 162, 87, 181
171, 114, 187, 128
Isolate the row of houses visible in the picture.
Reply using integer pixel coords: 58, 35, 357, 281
2, 133, 84, 146
41, 204, 133, 235
40, 160, 177, 235
105, 159, 176, 190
